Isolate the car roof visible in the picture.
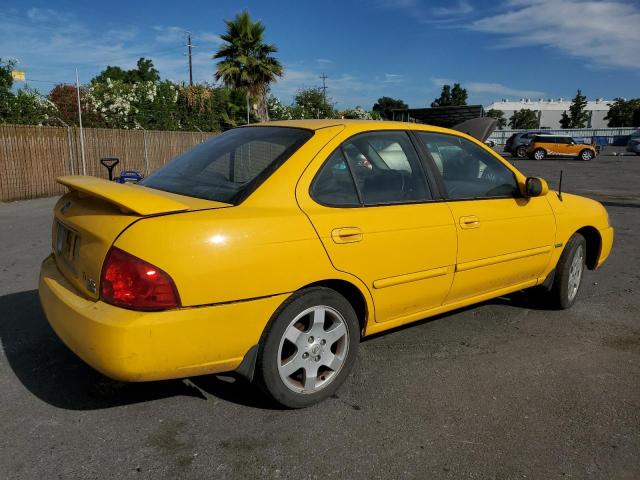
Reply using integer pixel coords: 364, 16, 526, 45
246, 119, 480, 139
254, 119, 417, 130
535, 134, 572, 138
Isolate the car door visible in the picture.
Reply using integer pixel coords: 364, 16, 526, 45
565, 137, 580, 157
415, 131, 556, 304
297, 130, 457, 324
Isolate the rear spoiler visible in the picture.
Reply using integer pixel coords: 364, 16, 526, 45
57, 176, 191, 216
452, 117, 497, 142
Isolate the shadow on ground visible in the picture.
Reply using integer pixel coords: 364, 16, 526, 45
0, 289, 276, 411
1, 288, 554, 411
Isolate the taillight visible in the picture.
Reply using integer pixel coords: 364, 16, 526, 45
100, 247, 180, 311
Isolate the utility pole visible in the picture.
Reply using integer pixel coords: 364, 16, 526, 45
186, 32, 194, 86
75, 68, 86, 176
319, 73, 328, 104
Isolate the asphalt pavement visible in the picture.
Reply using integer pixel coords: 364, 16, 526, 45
1, 152, 639, 479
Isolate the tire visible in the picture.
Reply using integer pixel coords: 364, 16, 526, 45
533, 148, 546, 160
515, 145, 528, 158
579, 149, 594, 161
548, 233, 587, 309
254, 287, 360, 408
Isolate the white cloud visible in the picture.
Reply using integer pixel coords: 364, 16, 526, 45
472, 0, 640, 69
0, 9, 219, 84
384, 73, 405, 83
270, 67, 410, 108
466, 82, 545, 98
430, 77, 544, 101
376, 0, 474, 23
432, 1, 473, 16
431, 77, 456, 87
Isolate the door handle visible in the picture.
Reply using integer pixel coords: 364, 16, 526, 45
459, 215, 480, 229
331, 227, 363, 243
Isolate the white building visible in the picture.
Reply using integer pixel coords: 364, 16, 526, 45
485, 98, 612, 129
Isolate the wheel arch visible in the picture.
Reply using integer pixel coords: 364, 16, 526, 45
576, 226, 601, 270
303, 279, 370, 335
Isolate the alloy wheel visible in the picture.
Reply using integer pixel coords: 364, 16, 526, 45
567, 245, 584, 302
277, 306, 349, 394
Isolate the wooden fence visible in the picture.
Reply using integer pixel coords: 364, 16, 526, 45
0, 124, 216, 202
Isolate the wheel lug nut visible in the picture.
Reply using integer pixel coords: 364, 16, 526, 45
314, 356, 321, 362
320, 339, 326, 345
308, 336, 314, 343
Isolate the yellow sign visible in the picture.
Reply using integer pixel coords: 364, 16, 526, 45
11, 70, 25, 81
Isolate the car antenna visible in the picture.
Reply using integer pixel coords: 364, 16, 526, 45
558, 169, 563, 201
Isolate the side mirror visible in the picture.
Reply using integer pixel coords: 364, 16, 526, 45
523, 177, 549, 197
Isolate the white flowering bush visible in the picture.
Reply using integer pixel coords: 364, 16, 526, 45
88, 79, 163, 129
7, 88, 57, 125
267, 96, 293, 120
341, 106, 373, 120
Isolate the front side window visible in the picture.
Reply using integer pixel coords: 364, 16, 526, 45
311, 131, 431, 206
141, 127, 313, 204
417, 132, 519, 200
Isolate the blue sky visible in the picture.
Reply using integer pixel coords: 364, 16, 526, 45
1, 0, 639, 109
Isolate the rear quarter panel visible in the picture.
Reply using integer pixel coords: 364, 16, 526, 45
114, 125, 375, 313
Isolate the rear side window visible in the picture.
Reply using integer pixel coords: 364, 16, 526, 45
311, 149, 360, 207
311, 131, 431, 207
417, 132, 519, 200
141, 127, 313, 204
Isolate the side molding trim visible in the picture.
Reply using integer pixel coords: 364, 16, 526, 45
373, 266, 450, 289
456, 246, 552, 272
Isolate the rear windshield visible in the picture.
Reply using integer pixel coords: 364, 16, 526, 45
141, 127, 313, 204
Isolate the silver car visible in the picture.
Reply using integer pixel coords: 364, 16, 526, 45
627, 130, 640, 155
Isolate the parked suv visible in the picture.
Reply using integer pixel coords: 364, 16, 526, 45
527, 135, 597, 161
504, 131, 545, 158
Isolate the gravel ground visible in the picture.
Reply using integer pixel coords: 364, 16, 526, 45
1, 153, 638, 479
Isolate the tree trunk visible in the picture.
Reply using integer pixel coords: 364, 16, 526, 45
251, 84, 269, 123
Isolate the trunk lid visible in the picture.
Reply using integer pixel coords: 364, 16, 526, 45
53, 176, 230, 300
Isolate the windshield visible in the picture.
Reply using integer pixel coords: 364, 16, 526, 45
141, 127, 313, 204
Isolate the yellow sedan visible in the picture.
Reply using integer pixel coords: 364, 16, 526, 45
39, 120, 614, 408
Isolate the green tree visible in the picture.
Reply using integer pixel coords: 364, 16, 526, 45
7, 88, 56, 125
633, 108, 640, 128
92, 58, 160, 85
509, 109, 539, 129
0, 58, 16, 121
431, 85, 451, 107
559, 111, 571, 129
486, 109, 506, 129
451, 83, 468, 106
291, 87, 334, 119
0, 59, 57, 125
567, 89, 589, 128
214, 10, 283, 122
604, 98, 640, 127
130, 58, 160, 83
431, 83, 467, 107
372, 96, 407, 120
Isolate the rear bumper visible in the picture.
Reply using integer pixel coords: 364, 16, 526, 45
39, 255, 286, 381
597, 227, 614, 268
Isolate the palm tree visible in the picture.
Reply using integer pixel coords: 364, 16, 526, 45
213, 10, 283, 123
